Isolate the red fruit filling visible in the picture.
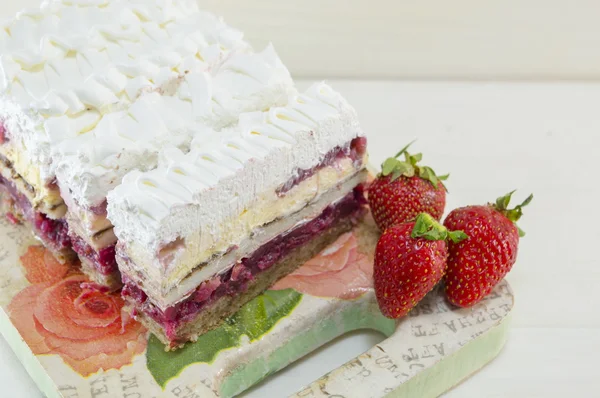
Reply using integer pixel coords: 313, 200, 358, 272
122, 186, 366, 341
6, 212, 19, 225
0, 174, 70, 251
277, 137, 367, 196
0, 123, 6, 144
89, 200, 108, 216
34, 212, 70, 250
70, 233, 117, 275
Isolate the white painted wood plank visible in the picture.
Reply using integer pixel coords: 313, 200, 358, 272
0, 334, 43, 398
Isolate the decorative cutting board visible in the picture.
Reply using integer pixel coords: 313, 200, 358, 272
0, 214, 513, 398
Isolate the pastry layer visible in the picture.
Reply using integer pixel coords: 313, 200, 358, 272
123, 187, 366, 348
120, 169, 367, 309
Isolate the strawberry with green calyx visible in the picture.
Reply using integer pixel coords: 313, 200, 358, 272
374, 213, 467, 319
443, 191, 533, 308
368, 142, 448, 231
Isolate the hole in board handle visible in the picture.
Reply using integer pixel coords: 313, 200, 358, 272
239, 330, 386, 397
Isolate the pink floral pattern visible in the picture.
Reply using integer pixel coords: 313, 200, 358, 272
273, 232, 373, 299
8, 246, 147, 377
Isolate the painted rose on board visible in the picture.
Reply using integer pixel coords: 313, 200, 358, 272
273, 232, 373, 299
8, 246, 147, 376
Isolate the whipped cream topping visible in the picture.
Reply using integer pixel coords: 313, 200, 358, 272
107, 83, 364, 259
1, 0, 245, 113
0, 0, 247, 184
54, 45, 295, 208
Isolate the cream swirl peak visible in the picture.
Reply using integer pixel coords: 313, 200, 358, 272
106, 83, 363, 259
54, 45, 295, 208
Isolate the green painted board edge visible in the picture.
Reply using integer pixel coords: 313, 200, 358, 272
386, 312, 512, 398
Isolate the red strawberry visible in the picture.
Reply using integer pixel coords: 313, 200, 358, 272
374, 213, 466, 319
368, 142, 447, 231
443, 191, 533, 308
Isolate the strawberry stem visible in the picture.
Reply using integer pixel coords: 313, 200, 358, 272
411, 213, 467, 242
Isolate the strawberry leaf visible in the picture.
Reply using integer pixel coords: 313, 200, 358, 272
402, 163, 416, 178
495, 190, 515, 211
448, 230, 468, 243
493, 191, 533, 237
412, 213, 468, 243
494, 191, 533, 221
381, 142, 447, 186
391, 169, 403, 181
412, 213, 430, 236
519, 193, 534, 208
419, 166, 440, 188
411, 213, 448, 241
381, 158, 414, 181
505, 209, 522, 222
381, 158, 400, 176
411, 153, 423, 163
393, 141, 415, 158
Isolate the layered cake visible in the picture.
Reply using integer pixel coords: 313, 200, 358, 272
0, 0, 293, 288
109, 83, 368, 347
0, 0, 369, 348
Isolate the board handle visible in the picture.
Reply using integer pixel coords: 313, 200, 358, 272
290, 280, 513, 398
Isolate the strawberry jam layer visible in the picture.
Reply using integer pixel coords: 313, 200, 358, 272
0, 123, 7, 144
0, 173, 70, 251
70, 233, 117, 275
122, 186, 367, 340
277, 136, 367, 196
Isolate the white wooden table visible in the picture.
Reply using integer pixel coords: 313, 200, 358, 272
1, 81, 599, 397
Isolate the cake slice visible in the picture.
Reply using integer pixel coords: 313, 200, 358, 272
0, 0, 370, 350
0, 0, 247, 260
53, 46, 294, 289
108, 83, 368, 348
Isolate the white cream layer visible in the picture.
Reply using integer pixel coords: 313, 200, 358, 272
107, 83, 364, 270
120, 171, 366, 310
